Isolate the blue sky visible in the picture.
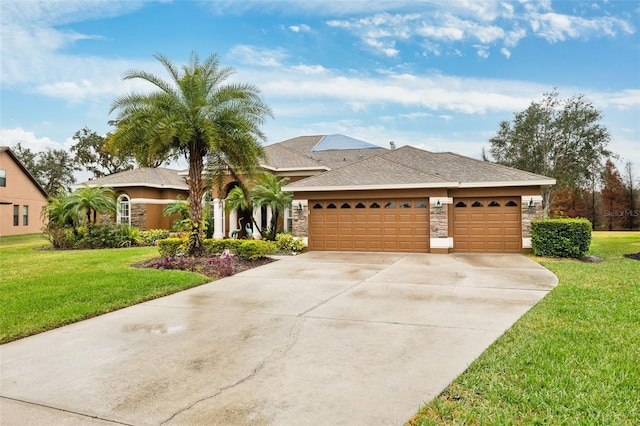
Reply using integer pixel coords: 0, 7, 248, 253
1, 0, 639, 178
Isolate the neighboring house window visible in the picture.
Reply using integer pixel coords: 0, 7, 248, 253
117, 194, 131, 225
13, 205, 19, 226
284, 203, 292, 233
0, 169, 6, 187
23, 205, 28, 226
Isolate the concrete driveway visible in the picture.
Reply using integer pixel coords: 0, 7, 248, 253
1, 252, 557, 425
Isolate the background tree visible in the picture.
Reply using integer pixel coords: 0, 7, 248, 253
12, 143, 79, 197
600, 159, 625, 231
622, 161, 639, 229
70, 127, 134, 178
109, 52, 272, 256
485, 90, 612, 215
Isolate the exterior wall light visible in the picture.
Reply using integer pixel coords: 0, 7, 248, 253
297, 202, 303, 214
435, 200, 443, 214
528, 198, 535, 213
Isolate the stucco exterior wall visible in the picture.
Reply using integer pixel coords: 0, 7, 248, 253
0, 150, 48, 236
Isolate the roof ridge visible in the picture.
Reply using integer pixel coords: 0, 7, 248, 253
437, 151, 553, 180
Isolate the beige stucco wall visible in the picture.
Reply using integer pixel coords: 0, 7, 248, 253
0, 150, 48, 236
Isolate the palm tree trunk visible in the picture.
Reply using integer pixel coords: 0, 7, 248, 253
187, 144, 206, 257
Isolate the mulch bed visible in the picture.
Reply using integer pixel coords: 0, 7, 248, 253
623, 252, 640, 261
134, 255, 275, 279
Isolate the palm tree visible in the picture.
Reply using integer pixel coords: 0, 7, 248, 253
41, 193, 75, 228
109, 52, 272, 256
64, 185, 116, 226
251, 174, 293, 240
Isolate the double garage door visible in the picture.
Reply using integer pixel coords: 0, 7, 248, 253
309, 199, 429, 252
453, 197, 521, 253
307, 196, 522, 253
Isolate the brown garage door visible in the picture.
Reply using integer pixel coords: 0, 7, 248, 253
309, 199, 429, 252
453, 197, 521, 253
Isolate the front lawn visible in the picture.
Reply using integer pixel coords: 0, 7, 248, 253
0, 234, 210, 343
408, 231, 640, 425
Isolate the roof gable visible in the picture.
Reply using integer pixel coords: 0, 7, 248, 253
0, 146, 49, 198
80, 167, 188, 190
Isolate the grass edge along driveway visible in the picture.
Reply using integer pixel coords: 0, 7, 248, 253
408, 231, 640, 425
0, 234, 209, 344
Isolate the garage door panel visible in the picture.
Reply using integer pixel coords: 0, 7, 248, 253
455, 197, 521, 253
309, 198, 429, 253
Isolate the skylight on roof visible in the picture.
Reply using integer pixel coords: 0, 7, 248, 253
311, 134, 380, 152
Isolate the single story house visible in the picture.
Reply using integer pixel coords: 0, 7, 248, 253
0, 146, 49, 236
81, 167, 189, 230
83, 134, 555, 254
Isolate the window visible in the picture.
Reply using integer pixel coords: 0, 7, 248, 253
340, 203, 351, 209
355, 202, 365, 209
506, 200, 518, 207
416, 202, 427, 208
370, 202, 380, 208
384, 202, 396, 209
13, 205, 19, 226
472, 201, 483, 207
327, 203, 337, 209
400, 202, 411, 208
0, 169, 5, 187
455, 201, 467, 208
488, 201, 500, 207
285, 203, 292, 232
22, 205, 28, 226
313, 203, 323, 209
117, 194, 131, 225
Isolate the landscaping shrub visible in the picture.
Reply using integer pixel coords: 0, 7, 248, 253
158, 238, 187, 256
120, 225, 142, 247
275, 233, 306, 253
140, 229, 171, 246
531, 218, 592, 258
77, 223, 128, 249
42, 224, 76, 249
236, 240, 277, 260
203, 239, 242, 255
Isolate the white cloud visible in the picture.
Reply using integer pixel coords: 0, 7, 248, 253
0, 127, 70, 152
228, 45, 288, 67
476, 46, 490, 59
529, 12, 635, 43
289, 24, 311, 33
500, 47, 511, 58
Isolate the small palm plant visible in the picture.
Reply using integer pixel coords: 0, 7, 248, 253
251, 174, 293, 241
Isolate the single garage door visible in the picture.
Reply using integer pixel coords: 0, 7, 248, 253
454, 197, 521, 253
309, 199, 429, 252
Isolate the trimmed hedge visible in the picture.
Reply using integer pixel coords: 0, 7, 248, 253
531, 218, 592, 258
160, 238, 276, 260
158, 238, 186, 256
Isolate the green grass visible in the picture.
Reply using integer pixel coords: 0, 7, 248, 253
0, 234, 210, 343
409, 231, 640, 425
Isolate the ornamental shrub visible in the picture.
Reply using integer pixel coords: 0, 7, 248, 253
275, 233, 306, 253
531, 218, 592, 258
140, 229, 170, 246
236, 240, 277, 260
77, 223, 125, 249
203, 239, 242, 255
158, 238, 187, 256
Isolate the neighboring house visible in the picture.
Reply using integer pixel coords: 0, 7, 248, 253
80, 168, 189, 230
0, 146, 49, 236
81, 134, 556, 254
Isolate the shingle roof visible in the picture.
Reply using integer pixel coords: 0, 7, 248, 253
80, 167, 188, 190
285, 145, 555, 191
262, 135, 388, 171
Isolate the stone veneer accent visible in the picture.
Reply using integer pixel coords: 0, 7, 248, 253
521, 198, 543, 238
131, 203, 147, 230
292, 201, 308, 238
429, 201, 449, 238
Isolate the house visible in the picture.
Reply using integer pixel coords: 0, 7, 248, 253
0, 147, 49, 236
82, 134, 555, 253
81, 168, 189, 230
